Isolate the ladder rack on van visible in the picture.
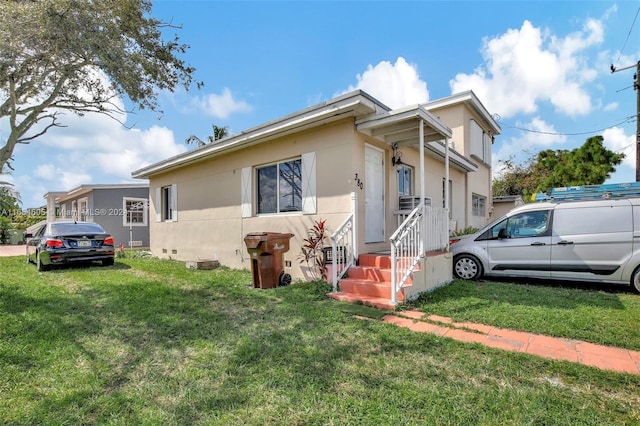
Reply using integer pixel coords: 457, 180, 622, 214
534, 182, 640, 202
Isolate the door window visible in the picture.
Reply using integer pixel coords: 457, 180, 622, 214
480, 210, 550, 240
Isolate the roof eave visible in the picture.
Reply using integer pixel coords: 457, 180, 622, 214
423, 90, 501, 136
425, 141, 478, 172
132, 90, 384, 179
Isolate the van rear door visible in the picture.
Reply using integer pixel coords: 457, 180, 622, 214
550, 201, 633, 282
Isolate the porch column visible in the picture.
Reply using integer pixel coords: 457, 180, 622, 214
419, 120, 426, 253
445, 137, 450, 248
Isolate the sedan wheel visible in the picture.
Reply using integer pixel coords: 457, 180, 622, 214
36, 251, 49, 272
454, 255, 482, 280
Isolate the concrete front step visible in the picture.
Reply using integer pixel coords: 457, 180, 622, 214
329, 253, 417, 310
327, 292, 397, 310
339, 278, 406, 301
358, 253, 392, 268
347, 265, 392, 282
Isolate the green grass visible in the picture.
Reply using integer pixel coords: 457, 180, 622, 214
406, 279, 640, 351
1, 256, 639, 425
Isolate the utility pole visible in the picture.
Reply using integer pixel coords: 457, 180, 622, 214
611, 61, 640, 181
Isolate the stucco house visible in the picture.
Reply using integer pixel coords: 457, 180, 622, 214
492, 195, 525, 219
132, 90, 499, 308
42, 184, 150, 249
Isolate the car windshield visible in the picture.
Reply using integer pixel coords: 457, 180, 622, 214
50, 223, 106, 235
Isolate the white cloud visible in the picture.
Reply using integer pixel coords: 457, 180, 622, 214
34, 164, 92, 191
341, 57, 429, 108
602, 126, 634, 173
190, 88, 252, 119
10, 106, 187, 207
492, 117, 567, 174
450, 18, 603, 118
603, 102, 618, 112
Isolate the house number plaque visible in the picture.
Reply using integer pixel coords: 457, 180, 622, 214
354, 173, 364, 190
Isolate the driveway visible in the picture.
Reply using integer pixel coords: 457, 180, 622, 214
0, 245, 27, 257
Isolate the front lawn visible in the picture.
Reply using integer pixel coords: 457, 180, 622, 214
407, 279, 640, 351
1, 256, 639, 424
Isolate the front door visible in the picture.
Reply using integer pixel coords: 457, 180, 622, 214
365, 145, 384, 243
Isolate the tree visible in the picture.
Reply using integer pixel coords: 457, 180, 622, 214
0, 0, 198, 172
535, 136, 624, 190
0, 186, 20, 218
184, 125, 229, 148
493, 136, 625, 201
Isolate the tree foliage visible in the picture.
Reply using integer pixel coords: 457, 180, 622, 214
493, 136, 625, 201
185, 125, 230, 148
0, 186, 20, 217
0, 0, 198, 171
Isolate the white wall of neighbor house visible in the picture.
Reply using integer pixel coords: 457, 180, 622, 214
148, 119, 364, 280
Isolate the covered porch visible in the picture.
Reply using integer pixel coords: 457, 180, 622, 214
328, 104, 475, 308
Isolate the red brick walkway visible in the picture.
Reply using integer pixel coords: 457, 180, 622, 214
382, 310, 640, 375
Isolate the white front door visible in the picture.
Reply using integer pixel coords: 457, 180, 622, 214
365, 145, 385, 243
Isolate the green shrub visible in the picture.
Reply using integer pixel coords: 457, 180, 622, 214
451, 226, 479, 237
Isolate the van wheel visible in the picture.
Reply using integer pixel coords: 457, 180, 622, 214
631, 267, 640, 293
453, 254, 482, 280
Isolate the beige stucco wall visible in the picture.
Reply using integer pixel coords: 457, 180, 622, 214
146, 103, 492, 283
430, 105, 494, 230
149, 119, 374, 280
406, 253, 453, 299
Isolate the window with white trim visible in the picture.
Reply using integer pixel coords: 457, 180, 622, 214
160, 185, 177, 221
256, 158, 302, 214
78, 198, 88, 221
472, 193, 486, 217
397, 164, 413, 196
442, 178, 453, 218
123, 197, 148, 226
470, 119, 492, 165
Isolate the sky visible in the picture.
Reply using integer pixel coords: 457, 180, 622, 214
3, 0, 640, 209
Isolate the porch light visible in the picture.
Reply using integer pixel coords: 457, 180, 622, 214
391, 143, 404, 167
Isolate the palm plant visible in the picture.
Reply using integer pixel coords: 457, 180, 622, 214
185, 125, 230, 148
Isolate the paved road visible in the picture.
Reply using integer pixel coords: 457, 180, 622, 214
0, 245, 27, 257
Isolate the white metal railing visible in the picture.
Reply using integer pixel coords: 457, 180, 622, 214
424, 206, 449, 252
330, 213, 357, 292
390, 203, 424, 305
390, 204, 449, 305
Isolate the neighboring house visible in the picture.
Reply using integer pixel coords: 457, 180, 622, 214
492, 195, 525, 219
132, 90, 500, 306
43, 184, 150, 248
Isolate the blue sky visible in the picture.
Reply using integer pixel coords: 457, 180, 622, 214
4, 0, 640, 208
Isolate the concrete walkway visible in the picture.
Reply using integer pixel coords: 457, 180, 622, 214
0, 244, 27, 257
382, 310, 640, 375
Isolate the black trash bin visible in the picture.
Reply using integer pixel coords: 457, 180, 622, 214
244, 232, 295, 289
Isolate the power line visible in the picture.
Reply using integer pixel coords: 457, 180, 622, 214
616, 4, 640, 63
496, 116, 636, 137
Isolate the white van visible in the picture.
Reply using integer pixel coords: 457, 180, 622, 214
450, 197, 640, 292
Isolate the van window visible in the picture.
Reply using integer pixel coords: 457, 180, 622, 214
478, 210, 550, 240
553, 206, 631, 235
